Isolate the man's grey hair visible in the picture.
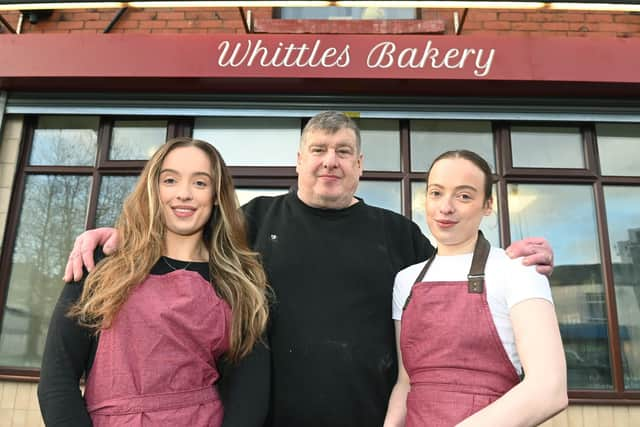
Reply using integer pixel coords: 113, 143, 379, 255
300, 111, 362, 153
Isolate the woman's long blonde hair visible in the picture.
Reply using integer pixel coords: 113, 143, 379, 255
69, 137, 269, 361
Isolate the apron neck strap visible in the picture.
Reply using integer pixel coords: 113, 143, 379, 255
467, 231, 490, 294
413, 231, 491, 294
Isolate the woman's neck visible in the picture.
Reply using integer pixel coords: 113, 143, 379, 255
163, 232, 208, 261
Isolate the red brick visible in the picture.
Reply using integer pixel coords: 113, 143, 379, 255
113, 20, 139, 29
150, 28, 181, 33
585, 13, 613, 23
157, 12, 184, 20
126, 11, 157, 21
460, 20, 482, 31
468, 11, 497, 21
498, 12, 525, 22
56, 21, 84, 30
185, 11, 217, 20
569, 23, 590, 32
84, 20, 113, 29
71, 12, 100, 21
138, 20, 167, 29
483, 21, 511, 30
613, 14, 640, 24
541, 22, 569, 31
512, 22, 540, 31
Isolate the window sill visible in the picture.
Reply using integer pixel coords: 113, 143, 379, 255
252, 19, 445, 34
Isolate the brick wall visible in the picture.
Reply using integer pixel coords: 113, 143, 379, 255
0, 8, 639, 37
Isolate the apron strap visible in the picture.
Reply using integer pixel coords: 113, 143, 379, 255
467, 231, 491, 294
404, 230, 491, 310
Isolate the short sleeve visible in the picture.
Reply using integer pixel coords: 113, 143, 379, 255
392, 264, 423, 320
504, 257, 553, 309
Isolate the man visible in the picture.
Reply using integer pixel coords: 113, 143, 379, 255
64, 112, 553, 427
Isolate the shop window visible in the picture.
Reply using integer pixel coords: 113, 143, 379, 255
508, 183, 612, 390
357, 181, 401, 214
276, 7, 418, 20
0, 116, 174, 370
409, 120, 495, 172
193, 117, 301, 167
29, 116, 98, 166
603, 185, 640, 389
0, 174, 92, 368
596, 123, 640, 176
109, 120, 167, 160
357, 119, 400, 172
96, 176, 139, 228
1, 112, 640, 404
510, 125, 585, 169
236, 188, 288, 206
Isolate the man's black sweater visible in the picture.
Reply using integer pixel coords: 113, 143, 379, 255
239, 192, 434, 427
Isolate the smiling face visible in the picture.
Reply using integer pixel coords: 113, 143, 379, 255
426, 157, 493, 256
158, 145, 214, 245
296, 127, 363, 209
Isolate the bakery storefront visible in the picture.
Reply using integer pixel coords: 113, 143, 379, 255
1, 31, 639, 418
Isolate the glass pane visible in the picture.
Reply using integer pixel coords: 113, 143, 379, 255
604, 186, 640, 389
508, 183, 611, 389
29, 116, 98, 166
0, 175, 91, 368
279, 7, 416, 19
236, 188, 289, 206
410, 120, 495, 172
193, 117, 300, 166
95, 176, 139, 228
109, 120, 167, 160
511, 126, 584, 168
597, 123, 640, 176
356, 181, 401, 214
411, 182, 500, 248
357, 119, 400, 172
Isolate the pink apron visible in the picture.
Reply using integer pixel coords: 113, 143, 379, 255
400, 233, 520, 427
84, 269, 231, 427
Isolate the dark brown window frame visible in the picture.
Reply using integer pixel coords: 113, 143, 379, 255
0, 114, 638, 403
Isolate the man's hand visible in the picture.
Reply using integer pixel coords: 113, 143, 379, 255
506, 237, 554, 277
63, 227, 119, 282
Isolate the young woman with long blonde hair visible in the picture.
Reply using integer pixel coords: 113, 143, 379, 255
38, 137, 269, 426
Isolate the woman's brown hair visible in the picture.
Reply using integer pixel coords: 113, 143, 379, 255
69, 137, 269, 361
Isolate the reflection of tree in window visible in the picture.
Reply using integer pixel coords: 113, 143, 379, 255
0, 175, 90, 367
96, 176, 139, 228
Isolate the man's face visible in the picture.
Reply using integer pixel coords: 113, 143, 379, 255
296, 128, 363, 209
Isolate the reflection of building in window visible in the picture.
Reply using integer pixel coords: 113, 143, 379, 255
585, 292, 607, 322
618, 227, 640, 264
551, 262, 640, 388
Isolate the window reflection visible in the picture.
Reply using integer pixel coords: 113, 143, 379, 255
356, 181, 401, 214
29, 116, 98, 166
508, 183, 612, 389
604, 186, 640, 389
109, 120, 167, 160
597, 123, 640, 176
511, 126, 584, 169
0, 175, 91, 368
96, 176, 139, 228
410, 120, 494, 172
193, 117, 301, 166
356, 119, 400, 172
411, 182, 500, 248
